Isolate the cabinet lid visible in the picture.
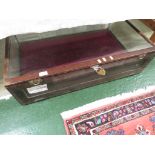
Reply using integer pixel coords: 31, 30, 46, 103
4, 20, 155, 86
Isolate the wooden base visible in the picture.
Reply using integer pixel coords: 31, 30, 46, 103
6, 52, 155, 105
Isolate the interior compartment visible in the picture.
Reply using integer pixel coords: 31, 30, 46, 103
20, 30, 124, 74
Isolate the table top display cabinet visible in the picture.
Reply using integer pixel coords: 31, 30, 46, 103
3, 19, 155, 105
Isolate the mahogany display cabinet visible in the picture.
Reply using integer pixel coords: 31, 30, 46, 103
3, 19, 155, 105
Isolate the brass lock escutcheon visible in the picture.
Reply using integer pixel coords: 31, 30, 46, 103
29, 78, 43, 86
91, 65, 106, 76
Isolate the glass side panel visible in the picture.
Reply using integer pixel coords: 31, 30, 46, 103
129, 19, 154, 39
0, 39, 5, 81
7, 20, 153, 78
109, 21, 152, 51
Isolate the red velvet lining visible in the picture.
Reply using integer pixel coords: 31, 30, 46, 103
20, 30, 124, 74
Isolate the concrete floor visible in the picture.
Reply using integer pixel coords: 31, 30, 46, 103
0, 57, 155, 134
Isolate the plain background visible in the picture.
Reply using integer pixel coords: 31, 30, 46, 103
0, 0, 155, 155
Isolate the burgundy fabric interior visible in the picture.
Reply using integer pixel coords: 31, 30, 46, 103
20, 30, 124, 74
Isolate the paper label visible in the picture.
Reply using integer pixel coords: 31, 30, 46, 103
27, 84, 48, 94
39, 71, 48, 77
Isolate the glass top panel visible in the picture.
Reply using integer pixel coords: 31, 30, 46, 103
7, 20, 153, 78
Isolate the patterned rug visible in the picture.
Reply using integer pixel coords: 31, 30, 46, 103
61, 86, 155, 135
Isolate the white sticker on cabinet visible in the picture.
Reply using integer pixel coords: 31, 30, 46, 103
27, 84, 48, 94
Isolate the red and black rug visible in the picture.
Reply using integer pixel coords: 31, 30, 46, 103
61, 86, 155, 135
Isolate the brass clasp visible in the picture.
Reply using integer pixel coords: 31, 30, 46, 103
29, 78, 43, 86
91, 65, 106, 76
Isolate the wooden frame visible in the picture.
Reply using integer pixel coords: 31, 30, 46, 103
3, 20, 155, 105
140, 19, 155, 43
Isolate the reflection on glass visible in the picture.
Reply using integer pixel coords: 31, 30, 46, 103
7, 20, 153, 78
